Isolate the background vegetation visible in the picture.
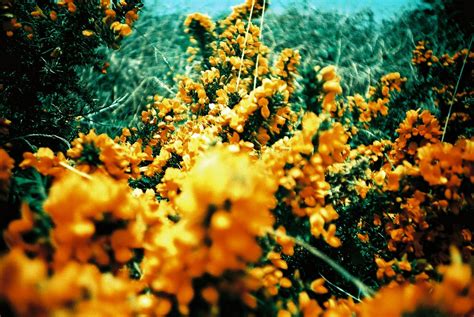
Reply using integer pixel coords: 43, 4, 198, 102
78, 0, 471, 136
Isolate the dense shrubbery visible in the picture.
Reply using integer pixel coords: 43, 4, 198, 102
0, 0, 143, 153
0, 0, 473, 316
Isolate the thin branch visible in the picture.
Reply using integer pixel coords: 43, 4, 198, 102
83, 93, 129, 118
270, 230, 375, 298
10, 134, 71, 149
236, 0, 256, 91
320, 273, 361, 302
133, 27, 175, 73
59, 162, 93, 180
441, 36, 473, 142
253, 0, 267, 91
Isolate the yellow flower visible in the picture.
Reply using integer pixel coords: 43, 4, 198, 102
20, 147, 66, 177
375, 257, 396, 280
110, 21, 132, 37
67, 130, 147, 179
43, 172, 144, 266
360, 248, 474, 317
82, 29, 95, 37
310, 278, 328, 294
317, 65, 342, 114
176, 146, 277, 275
184, 13, 215, 32
0, 248, 47, 315
318, 123, 349, 166
274, 48, 301, 93
299, 291, 322, 317
275, 226, 295, 256
0, 148, 14, 182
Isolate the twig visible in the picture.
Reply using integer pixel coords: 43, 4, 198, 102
133, 27, 175, 73
9, 137, 35, 150
149, 76, 177, 96
236, 0, 256, 91
320, 273, 361, 302
383, 152, 394, 170
441, 36, 472, 142
10, 134, 71, 149
270, 230, 375, 298
83, 93, 129, 118
253, 0, 267, 91
59, 162, 93, 180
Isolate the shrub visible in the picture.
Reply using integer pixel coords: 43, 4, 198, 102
0, 0, 143, 154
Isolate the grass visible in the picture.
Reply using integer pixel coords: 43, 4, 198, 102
78, 1, 467, 136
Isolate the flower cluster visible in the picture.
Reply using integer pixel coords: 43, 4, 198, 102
411, 41, 473, 143
346, 72, 406, 124
317, 65, 343, 115
274, 49, 301, 93
139, 147, 278, 313
0, 248, 171, 316
359, 248, 474, 316
390, 109, 442, 163
2, 0, 141, 40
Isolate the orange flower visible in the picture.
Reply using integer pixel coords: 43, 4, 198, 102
201, 286, 219, 305
0, 148, 14, 181
310, 278, 328, 294
3, 204, 38, 252
0, 248, 47, 315
50, 10, 57, 21
360, 248, 474, 317
417, 142, 463, 186
391, 109, 441, 163
299, 291, 323, 317
357, 233, 370, 243
323, 224, 341, 248
267, 251, 288, 270
176, 147, 277, 275
67, 0, 76, 13
20, 147, 66, 177
397, 257, 412, 272
375, 257, 396, 280
275, 226, 295, 256
43, 172, 145, 266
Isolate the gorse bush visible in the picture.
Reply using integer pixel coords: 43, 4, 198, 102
0, 0, 143, 153
0, 0, 473, 316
